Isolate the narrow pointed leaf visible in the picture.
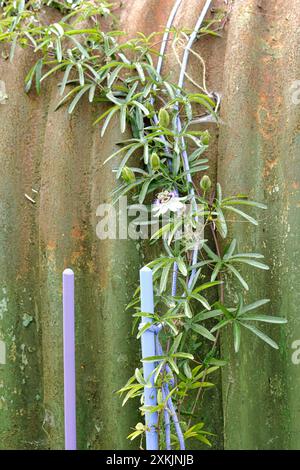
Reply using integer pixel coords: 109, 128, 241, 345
191, 324, 216, 342
227, 264, 249, 291
241, 323, 279, 349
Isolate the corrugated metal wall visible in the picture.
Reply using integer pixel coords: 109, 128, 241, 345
0, 0, 299, 449
0, 24, 141, 449
218, 0, 300, 450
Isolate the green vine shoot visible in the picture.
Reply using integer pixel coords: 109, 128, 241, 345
0, 0, 287, 450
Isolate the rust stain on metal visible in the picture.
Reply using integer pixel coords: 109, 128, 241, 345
46, 241, 57, 251
71, 226, 86, 241
263, 158, 279, 178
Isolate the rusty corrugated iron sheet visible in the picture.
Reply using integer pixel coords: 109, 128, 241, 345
0, 15, 141, 448
218, 0, 300, 450
0, 0, 299, 449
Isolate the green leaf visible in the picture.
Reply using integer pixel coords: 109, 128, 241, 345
35, 59, 43, 95
168, 357, 179, 375
56, 38, 62, 62
199, 27, 222, 37
177, 257, 187, 276
68, 85, 90, 114
151, 223, 172, 241
69, 35, 90, 58
164, 81, 176, 99
167, 218, 184, 246
134, 368, 145, 385
195, 366, 219, 379
132, 100, 150, 117
40, 62, 66, 83
54, 84, 83, 111
191, 324, 216, 342
18, 0, 25, 13
225, 206, 258, 225
107, 64, 122, 88
214, 301, 233, 319
223, 199, 267, 209
205, 358, 227, 366
232, 258, 269, 270
215, 207, 227, 238
127, 430, 143, 441
216, 182, 222, 203
169, 332, 183, 354
172, 352, 194, 360
211, 262, 222, 282
142, 355, 166, 362
76, 62, 84, 86
192, 281, 222, 294
211, 319, 232, 333
60, 63, 73, 96
139, 404, 163, 413
122, 385, 143, 406
183, 362, 192, 379
116, 143, 141, 178
241, 323, 279, 349
233, 322, 241, 353
172, 152, 181, 176
193, 309, 222, 322
132, 311, 156, 319
52, 22, 64, 37
94, 105, 116, 125
100, 106, 119, 137
89, 84, 96, 103
25, 63, 37, 93
189, 381, 214, 389
164, 319, 179, 336
159, 262, 172, 293
138, 179, 151, 204
231, 253, 265, 259
188, 147, 207, 162
223, 239, 237, 260
190, 293, 211, 311
154, 361, 165, 383
240, 315, 287, 324
120, 105, 127, 133
227, 264, 249, 291
136, 321, 153, 339
202, 243, 220, 262
194, 434, 212, 447
117, 374, 136, 393
184, 301, 193, 319
240, 299, 270, 314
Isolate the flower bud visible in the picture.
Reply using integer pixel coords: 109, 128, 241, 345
158, 108, 170, 128
202, 130, 210, 145
121, 166, 135, 183
200, 175, 211, 191
150, 152, 160, 171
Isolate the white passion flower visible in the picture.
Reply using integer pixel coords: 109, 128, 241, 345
152, 190, 185, 217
